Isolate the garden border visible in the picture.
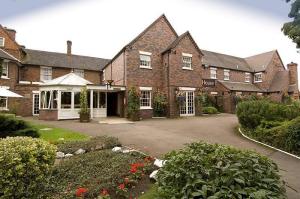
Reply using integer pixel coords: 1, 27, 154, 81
238, 128, 300, 160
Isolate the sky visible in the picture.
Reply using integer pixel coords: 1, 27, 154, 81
1, 0, 299, 77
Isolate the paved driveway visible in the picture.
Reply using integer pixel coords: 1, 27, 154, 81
26, 114, 300, 198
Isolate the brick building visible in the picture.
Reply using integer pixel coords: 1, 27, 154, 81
0, 15, 299, 119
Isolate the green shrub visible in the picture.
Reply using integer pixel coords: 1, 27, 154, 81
57, 136, 121, 154
285, 117, 300, 155
0, 137, 56, 198
127, 87, 140, 121
79, 87, 89, 115
0, 114, 39, 138
202, 106, 218, 114
156, 142, 286, 199
153, 91, 168, 117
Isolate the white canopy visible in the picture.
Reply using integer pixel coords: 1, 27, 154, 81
0, 88, 23, 97
41, 72, 92, 86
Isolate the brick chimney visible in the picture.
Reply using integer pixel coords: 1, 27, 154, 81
67, 40, 72, 56
287, 62, 298, 86
4, 27, 16, 41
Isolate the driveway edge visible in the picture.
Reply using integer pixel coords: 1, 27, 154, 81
238, 128, 300, 160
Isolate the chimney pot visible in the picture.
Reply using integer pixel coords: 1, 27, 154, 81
67, 40, 72, 55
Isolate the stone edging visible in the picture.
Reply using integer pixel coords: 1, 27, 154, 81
238, 128, 300, 160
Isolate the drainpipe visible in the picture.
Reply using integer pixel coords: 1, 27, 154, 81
167, 51, 170, 117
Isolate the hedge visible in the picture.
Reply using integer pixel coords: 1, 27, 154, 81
157, 142, 286, 199
202, 106, 218, 114
0, 114, 39, 138
0, 137, 56, 198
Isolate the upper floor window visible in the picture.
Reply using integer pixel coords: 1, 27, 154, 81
139, 51, 152, 69
102, 69, 106, 82
245, 72, 251, 83
254, 72, 262, 83
0, 37, 5, 47
40, 66, 52, 82
1, 62, 8, 78
73, 69, 84, 78
210, 67, 217, 79
140, 87, 152, 109
224, 69, 230, 81
182, 53, 192, 70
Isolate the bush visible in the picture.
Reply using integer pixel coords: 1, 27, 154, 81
285, 117, 300, 155
202, 106, 218, 114
153, 91, 168, 117
57, 136, 121, 154
127, 87, 140, 121
156, 142, 286, 199
0, 114, 39, 138
0, 137, 56, 198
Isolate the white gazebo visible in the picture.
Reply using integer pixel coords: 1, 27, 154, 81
39, 73, 125, 120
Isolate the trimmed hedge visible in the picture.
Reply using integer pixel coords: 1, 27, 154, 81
202, 106, 218, 114
157, 142, 286, 199
0, 137, 56, 198
0, 114, 39, 138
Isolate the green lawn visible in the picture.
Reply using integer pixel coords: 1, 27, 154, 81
139, 184, 158, 199
32, 123, 90, 143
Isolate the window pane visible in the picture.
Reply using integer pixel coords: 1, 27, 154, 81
1, 62, 8, 77
140, 54, 151, 68
74, 92, 80, 109
0, 97, 7, 109
140, 91, 151, 108
61, 92, 72, 109
53, 91, 58, 109
100, 92, 106, 108
93, 92, 98, 108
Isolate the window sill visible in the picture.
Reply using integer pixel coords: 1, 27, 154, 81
224, 79, 230, 81
1, 76, 9, 79
139, 66, 152, 70
182, 67, 193, 71
140, 107, 152, 110
210, 77, 217, 80
254, 81, 262, 83
0, 108, 9, 111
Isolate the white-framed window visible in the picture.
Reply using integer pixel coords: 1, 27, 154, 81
224, 69, 230, 81
245, 72, 251, 83
102, 69, 106, 82
1, 61, 9, 78
40, 66, 52, 82
140, 87, 152, 109
61, 91, 72, 109
73, 69, 84, 78
182, 53, 192, 70
254, 72, 262, 83
210, 67, 217, 79
0, 37, 5, 47
0, 97, 8, 110
139, 51, 152, 69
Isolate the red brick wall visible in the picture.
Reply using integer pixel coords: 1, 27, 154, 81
0, 62, 18, 89
0, 26, 21, 59
202, 67, 252, 83
39, 109, 58, 121
105, 52, 125, 86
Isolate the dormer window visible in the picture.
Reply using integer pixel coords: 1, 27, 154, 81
182, 53, 192, 70
139, 51, 152, 69
210, 67, 217, 79
0, 37, 4, 47
254, 72, 262, 83
224, 69, 230, 81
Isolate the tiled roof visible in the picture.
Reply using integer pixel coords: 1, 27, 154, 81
218, 80, 263, 92
268, 71, 290, 92
245, 50, 276, 72
202, 50, 252, 72
0, 49, 19, 62
22, 49, 110, 71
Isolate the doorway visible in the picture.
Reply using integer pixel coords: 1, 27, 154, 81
179, 91, 195, 116
107, 92, 118, 116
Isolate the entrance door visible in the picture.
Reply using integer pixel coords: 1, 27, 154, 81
107, 92, 118, 116
179, 91, 195, 116
33, 93, 40, 115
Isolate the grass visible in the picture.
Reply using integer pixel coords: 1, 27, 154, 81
139, 184, 159, 199
32, 123, 90, 142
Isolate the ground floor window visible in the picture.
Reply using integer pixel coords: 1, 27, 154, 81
0, 97, 8, 110
61, 92, 72, 109
93, 91, 106, 108
140, 90, 151, 109
74, 92, 81, 109
41, 90, 57, 109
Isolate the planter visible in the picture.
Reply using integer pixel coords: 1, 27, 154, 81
80, 113, 90, 123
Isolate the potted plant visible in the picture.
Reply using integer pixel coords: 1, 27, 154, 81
127, 87, 140, 121
79, 87, 90, 122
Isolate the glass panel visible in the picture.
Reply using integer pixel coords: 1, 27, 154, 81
140, 54, 151, 68
53, 91, 57, 109
140, 91, 151, 108
93, 92, 98, 108
100, 92, 106, 108
61, 92, 72, 109
74, 92, 80, 109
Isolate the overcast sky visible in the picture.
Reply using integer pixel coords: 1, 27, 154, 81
1, 0, 299, 74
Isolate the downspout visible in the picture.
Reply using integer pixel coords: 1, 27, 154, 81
167, 51, 170, 117
123, 51, 126, 85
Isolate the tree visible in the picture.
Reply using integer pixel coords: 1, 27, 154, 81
282, 0, 300, 48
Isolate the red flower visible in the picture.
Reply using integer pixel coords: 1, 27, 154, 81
130, 167, 137, 173
100, 189, 109, 196
119, 183, 125, 190
75, 187, 88, 197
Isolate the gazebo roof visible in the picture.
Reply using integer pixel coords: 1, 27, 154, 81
41, 72, 93, 86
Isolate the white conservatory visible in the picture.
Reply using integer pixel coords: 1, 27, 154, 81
39, 73, 125, 120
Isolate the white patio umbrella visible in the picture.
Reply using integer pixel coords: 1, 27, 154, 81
0, 88, 23, 98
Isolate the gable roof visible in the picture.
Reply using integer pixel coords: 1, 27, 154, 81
268, 71, 290, 92
245, 50, 281, 72
0, 49, 20, 62
202, 50, 252, 72
218, 81, 263, 92
162, 31, 204, 55
103, 14, 178, 70
22, 49, 110, 71
0, 25, 21, 50
41, 72, 92, 86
